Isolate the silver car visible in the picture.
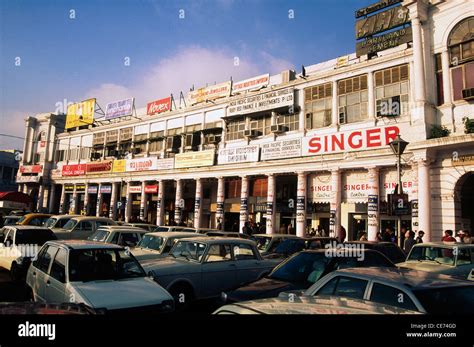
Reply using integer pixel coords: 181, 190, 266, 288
88, 226, 149, 247
132, 231, 198, 262
45, 215, 80, 230
53, 217, 117, 240
142, 237, 279, 309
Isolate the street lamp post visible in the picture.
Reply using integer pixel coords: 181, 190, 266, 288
389, 134, 409, 248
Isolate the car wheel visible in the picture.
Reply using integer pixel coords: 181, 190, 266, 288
10, 262, 21, 282
169, 283, 194, 312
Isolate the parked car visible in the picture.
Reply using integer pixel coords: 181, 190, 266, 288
152, 226, 195, 232
88, 226, 149, 247
16, 213, 53, 226
26, 240, 174, 314
263, 237, 338, 260
45, 215, 80, 230
397, 242, 474, 280
8, 210, 31, 216
225, 248, 395, 303
252, 234, 301, 255
143, 237, 279, 309
205, 231, 252, 239
123, 223, 156, 232
0, 302, 98, 315
300, 267, 474, 314
194, 228, 223, 234
0, 226, 57, 281
214, 295, 421, 315
132, 231, 198, 262
53, 216, 117, 240
1, 215, 21, 227
344, 241, 407, 264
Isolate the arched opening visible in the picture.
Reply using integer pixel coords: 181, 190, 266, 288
455, 172, 474, 233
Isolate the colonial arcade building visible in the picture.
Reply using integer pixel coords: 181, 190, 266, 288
17, 0, 474, 242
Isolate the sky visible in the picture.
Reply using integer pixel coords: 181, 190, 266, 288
0, 0, 375, 150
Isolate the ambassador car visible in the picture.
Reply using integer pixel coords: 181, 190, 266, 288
53, 216, 117, 240
397, 242, 474, 280
88, 226, 149, 247
142, 237, 279, 309
26, 240, 174, 314
131, 231, 197, 262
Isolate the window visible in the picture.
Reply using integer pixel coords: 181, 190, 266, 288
249, 115, 272, 136
56, 149, 67, 162
167, 127, 181, 136
338, 75, 368, 124
149, 138, 163, 153
203, 132, 221, 146
50, 248, 67, 283
93, 132, 105, 146
80, 147, 91, 160
226, 118, 245, 141
449, 17, 474, 101
275, 113, 299, 131
233, 244, 256, 260
435, 54, 444, 105
69, 147, 80, 161
119, 127, 133, 142
375, 64, 409, 117
316, 276, 368, 300
370, 283, 417, 311
305, 82, 332, 128
133, 133, 148, 154
250, 177, 268, 197
78, 221, 93, 231
205, 244, 232, 262
36, 246, 57, 274
106, 130, 118, 144
226, 179, 241, 199
118, 233, 140, 247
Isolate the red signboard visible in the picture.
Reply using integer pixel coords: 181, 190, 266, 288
144, 185, 158, 194
86, 161, 112, 173
61, 164, 86, 176
147, 97, 171, 115
20, 165, 43, 174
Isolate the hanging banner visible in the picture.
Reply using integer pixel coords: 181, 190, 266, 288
65, 98, 95, 129
147, 96, 172, 115
105, 98, 134, 120
218, 145, 259, 164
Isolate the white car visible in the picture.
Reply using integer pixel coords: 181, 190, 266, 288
88, 226, 149, 247
26, 240, 174, 314
132, 231, 198, 261
45, 215, 80, 230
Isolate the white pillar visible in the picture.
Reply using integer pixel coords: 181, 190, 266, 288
441, 48, 452, 105
125, 182, 132, 223
36, 185, 45, 212
367, 71, 375, 119
412, 17, 426, 103
48, 184, 56, 214
96, 184, 103, 217
71, 188, 78, 215
266, 173, 276, 234
216, 177, 225, 229
417, 160, 431, 241
296, 172, 307, 238
109, 183, 118, 220
174, 179, 183, 224
157, 180, 165, 226
367, 167, 380, 241
59, 184, 66, 214
239, 176, 249, 233
139, 181, 147, 221
331, 80, 338, 125
194, 178, 203, 228
83, 183, 89, 216
330, 169, 342, 238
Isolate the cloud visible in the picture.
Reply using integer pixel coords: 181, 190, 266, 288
0, 110, 27, 150
82, 45, 294, 109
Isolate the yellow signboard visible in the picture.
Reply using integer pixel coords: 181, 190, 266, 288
112, 159, 126, 173
174, 149, 215, 169
65, 98, 96, 129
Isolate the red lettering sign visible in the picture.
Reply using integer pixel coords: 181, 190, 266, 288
86, 161, 112, 173
20, 165, 43, 174
61, 164, 86, 176
147, 97, 171, 115
144, 185, 158, 194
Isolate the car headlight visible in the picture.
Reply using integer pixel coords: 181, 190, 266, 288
220, 292, 227, 303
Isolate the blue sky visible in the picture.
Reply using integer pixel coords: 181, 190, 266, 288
0, 0, 374, 149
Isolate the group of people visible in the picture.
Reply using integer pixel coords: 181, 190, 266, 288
441, 229, 472, 244
238, 220, 266, 235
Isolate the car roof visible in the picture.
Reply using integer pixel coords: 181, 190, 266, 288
332, 267, 474, 289
2, 215, 20, 219
69, 216, 114, 221
411, 242, 474, 249
178, 236, 256, 245
2, 225, 51, 231
143, 231, 198, 238
253, 234, 300, 238
48, 215, 79, 219
96, 225, 146, 231
45, 240, 123, 250
22, 213, 52, 218
345, 241, 397, 246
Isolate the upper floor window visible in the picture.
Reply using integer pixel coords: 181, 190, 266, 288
435, 54, 444, 106
248, 115, 272, 136
226, 118, 245, 141
305, 82, 332, 129
375, 64, 409, 117
449, 17, 474, 101
275, 113, 299, 132
338, 75, 368, 124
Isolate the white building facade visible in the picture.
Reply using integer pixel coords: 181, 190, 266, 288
17, 0, 474, 241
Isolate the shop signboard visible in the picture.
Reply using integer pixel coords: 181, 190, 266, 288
112, 160, 126, 173
64, 184, 74, 192
144, 185, 158, 194
87, 186, 98, 194
16, 176, 40, 183
232, 74, 270, 94
174, 150, 215, 169
105, 98, 134, 120
65, 99, 95, 129
308, 173, 332, 202
19, 165, 42, 174
218, 145, 259, 164
75, 184, 86, 192
126, 157, 159, 172
62, 164, 86, 176
147, 96, 172, 115
261, 138, 302, 161
86, 161, 112, 174
128, 186, 142, 194
228, 87, 294, 117
100, 185, 112, 194
188, 81, 231, 105
156, 158, 175, 170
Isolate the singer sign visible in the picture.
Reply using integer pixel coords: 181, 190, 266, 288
302, 125, 400, 156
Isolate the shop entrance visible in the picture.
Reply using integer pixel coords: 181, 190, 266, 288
456, 172, 474, 232
349, 213, 367, 241
224, 212, 240, 232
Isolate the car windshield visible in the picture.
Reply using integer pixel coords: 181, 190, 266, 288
3, 217, 18, 226
63, 220, 78, 230
137, 235, 165, 252
274, 239, 305, 254
88, 230, 110, 242
170, 241, 207, 262
154, 227, 169, 232
15, 229, 56, 245
413, 286, 474, 314
44, 218, 57, 228
68, 248, 145, 282
408, 246, 456, 266
269, 252, 329, 284
255, 236, 271, 251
